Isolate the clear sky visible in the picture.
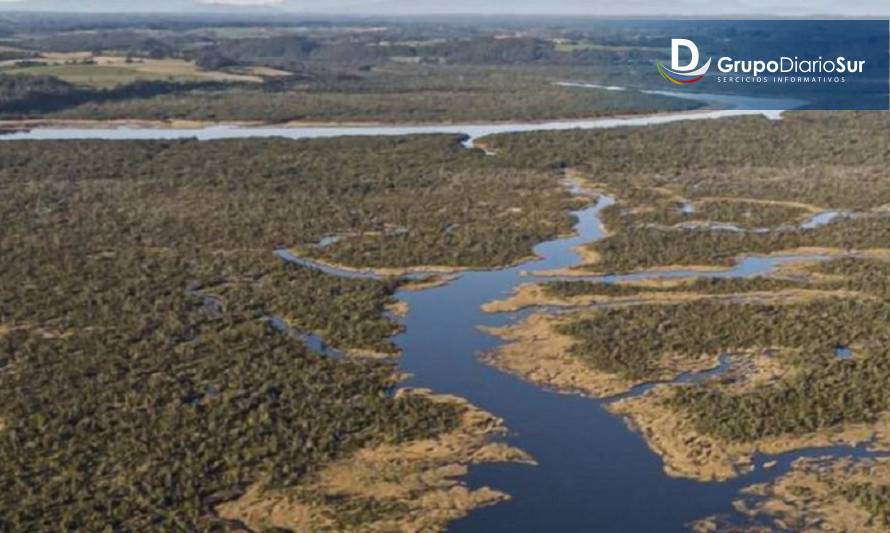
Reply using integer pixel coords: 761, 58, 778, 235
0, 0, 888, 16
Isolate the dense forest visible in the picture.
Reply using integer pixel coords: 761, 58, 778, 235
543, 276, 812, 299
46, 67, 697, 123
663, 258, 890, 442
0, 133, 584, 528
482, 112, 890, 271
0, 135, 577, 269
558, 295, 890, 382
0, 14, 703, 122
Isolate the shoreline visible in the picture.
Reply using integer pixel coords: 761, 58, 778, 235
610, 385, 890, 482
479, 312, 721, 400
533, 246, 851, 278
721, 456, 890, 531
482, 282, 865, 313
0, 107, 736, 133
285, 247, 541, 278
216, 389, 535, 532
479, 286, 866, 398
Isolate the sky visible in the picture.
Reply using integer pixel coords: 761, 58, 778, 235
0, 0, 888, 16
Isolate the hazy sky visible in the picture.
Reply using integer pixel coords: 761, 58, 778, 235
0, 0, 889, 16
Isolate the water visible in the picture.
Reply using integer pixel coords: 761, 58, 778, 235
554, 81, 805, 111
264, 315, 346, 359
661, 209, 847, 235
0, 112, 783, 147
801, 211, 845, 230
315, 235, 341, 248
274, 248, 384, 280
268, 184, 852, 530
533, 252, 828, 285
387, 193, 866, 532
835, 346, 854, 360
0, 87, 795, 148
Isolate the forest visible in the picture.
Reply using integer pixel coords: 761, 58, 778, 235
0, 14, 703, 122
0, 135, 578, 270
0, 133, 585, 528
2, 12, 890, 528
542, 276, 811, 299
662, 258, 890, 442
481, 112, 890, 271
558, 294, 890, 382
45, 67, 696, 123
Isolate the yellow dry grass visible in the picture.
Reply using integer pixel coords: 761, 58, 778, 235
610, 382, 890, 482
216, 390, 534, 532
725, 457, 890, 532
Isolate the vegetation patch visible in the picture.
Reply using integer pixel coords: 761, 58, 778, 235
482, 277, 825, 313
217, 390, 534, 532
558, 297, 887, 382
709, 457, 890, 532
611, 385, 890, 482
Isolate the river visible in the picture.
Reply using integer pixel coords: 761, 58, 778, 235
5, 90, 869, 531
0, 86, 796, 145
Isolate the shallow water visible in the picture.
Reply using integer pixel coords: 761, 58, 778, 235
274, 248, 384, 280
264, 315, 346, 359
835, 346, 854, 360
801, 211, 845, 230
555, 81, 805, 111
670, 209, 846, 234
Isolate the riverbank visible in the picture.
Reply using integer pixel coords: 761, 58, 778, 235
534, 246, 848, 278
481, 286, 864, 395
282, 247, 541, 280
216, 389, 535, 532
0, 107, 735, 132
0, 106, 784, 145
610, 384, 890, 482
482, 282, 864, 313
721, 456, 890, 531
480, 313, 720, 399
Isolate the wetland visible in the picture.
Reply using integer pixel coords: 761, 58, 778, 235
2, 16, 890, 528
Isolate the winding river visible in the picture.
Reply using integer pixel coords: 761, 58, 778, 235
6, 89, 873, 531
393, 192, 881, 532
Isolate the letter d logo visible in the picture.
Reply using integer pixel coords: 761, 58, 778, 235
672, 39, 700, 72
657, 38, 711, 85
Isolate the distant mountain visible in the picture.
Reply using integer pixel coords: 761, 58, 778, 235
0, 0, 887, 16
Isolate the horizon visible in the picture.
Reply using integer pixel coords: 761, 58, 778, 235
0, 0, 888, 17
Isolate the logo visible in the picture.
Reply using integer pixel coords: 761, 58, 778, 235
657, 39, 712, 85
